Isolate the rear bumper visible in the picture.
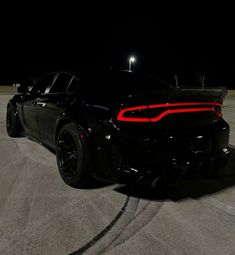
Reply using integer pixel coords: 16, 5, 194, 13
111, 147, 231, 183
93, 118, 230, 183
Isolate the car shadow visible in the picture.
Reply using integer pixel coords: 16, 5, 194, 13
114, 148, 235, 201
81, 178, 114, 189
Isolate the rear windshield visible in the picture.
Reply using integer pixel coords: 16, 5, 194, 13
80, 70, 171, 99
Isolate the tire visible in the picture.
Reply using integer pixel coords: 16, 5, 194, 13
6, 103, 22, 137
56, 122, 90, 188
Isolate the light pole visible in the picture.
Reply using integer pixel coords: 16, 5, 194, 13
128, 56, 136, 71
174, 74, 179, 88
200, 74, 205, 89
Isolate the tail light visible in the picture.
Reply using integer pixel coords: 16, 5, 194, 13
117, 102, 223, 123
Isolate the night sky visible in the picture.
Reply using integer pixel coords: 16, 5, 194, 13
1, 8, 235, 88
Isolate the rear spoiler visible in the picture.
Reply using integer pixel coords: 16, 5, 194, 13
150, 87, 227, 103
179, 87, 228, 99
152, 87, 227, 102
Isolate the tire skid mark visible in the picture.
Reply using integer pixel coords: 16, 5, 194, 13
97, 201, 152, 255
70, 196, 140, 255
70, 193, 163, 255
101, 201, 163, 254
98, 200, 152, 254
133, 201, 152, 219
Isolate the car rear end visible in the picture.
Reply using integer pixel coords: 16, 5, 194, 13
106, 89, 230, 182
82, 70, 230, 183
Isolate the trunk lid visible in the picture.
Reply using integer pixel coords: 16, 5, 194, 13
115, 88, 224, 129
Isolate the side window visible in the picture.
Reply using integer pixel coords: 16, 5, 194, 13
31, 73, 56, 94
48, 73, 72, 93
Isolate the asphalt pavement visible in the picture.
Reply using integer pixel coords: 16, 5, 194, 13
0, 92, 235, 255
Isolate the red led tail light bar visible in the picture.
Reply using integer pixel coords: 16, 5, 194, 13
117, 102, 222, 122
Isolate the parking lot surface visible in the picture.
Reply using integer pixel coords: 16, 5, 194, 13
0, 92, 235, 255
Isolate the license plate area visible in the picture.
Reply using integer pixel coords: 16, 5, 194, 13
190, 135, 211, 154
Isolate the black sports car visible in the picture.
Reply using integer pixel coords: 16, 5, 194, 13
6, 69, 230, 188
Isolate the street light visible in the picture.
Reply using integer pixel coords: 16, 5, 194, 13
128, 56, 136, 71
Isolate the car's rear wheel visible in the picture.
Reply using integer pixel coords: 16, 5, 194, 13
6, 103, 22, 137
56, 123, 89, 188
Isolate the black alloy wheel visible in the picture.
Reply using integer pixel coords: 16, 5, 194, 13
56, 123, 89, 188
6, 103, 21, 137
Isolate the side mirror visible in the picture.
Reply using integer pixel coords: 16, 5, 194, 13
17, 85, 29, 94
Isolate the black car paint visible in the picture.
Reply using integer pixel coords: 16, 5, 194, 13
8, 70, 230, 183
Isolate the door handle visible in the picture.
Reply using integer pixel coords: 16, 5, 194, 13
37, 102, 46, 107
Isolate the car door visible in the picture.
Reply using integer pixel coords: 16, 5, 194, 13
36, 72, 75, 149
20, 73, 56, 140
